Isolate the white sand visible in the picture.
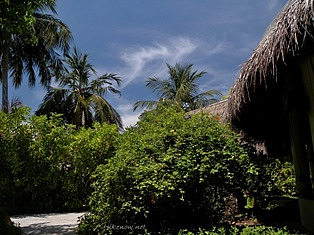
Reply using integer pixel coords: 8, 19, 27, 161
11, 212, 85, 235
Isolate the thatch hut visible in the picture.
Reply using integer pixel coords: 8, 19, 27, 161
227, 0, 314, 231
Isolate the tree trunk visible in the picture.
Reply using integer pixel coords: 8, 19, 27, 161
81, 110, 85, 127
1, 42, 10, 113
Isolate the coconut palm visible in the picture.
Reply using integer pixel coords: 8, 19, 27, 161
36, 47, 123, 129
134, 63, 222, 112
0, 1, 72, 113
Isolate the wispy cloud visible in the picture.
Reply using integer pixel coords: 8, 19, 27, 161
119, 37, 202, 88
115, 101, 142, 128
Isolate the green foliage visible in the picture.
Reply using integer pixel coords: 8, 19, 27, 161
0, 0, 47, 39
268, 159, 296, 197
0, 107, 119, 214
78, 105, 258, 234
0, 107, 32, 212
235, 141, 296, 211
178, 226, 306, 235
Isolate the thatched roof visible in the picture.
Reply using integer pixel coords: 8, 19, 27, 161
189, 99, 228, 122
225, 0, 314, 155
228, 0, 314, 119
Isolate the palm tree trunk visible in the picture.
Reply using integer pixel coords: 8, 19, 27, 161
81, 111, 86, 127
1, 42, 10, 113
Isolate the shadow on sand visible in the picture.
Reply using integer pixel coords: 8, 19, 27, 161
20, 222, 77, 235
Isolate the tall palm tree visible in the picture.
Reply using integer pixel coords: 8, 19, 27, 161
134, 63, 222, 112
0, 1, 72, 113
36, 47, 123, 129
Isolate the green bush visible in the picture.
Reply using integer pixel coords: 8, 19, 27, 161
78, 105, 259, 234
0, 107, 33, 213
64, 122, 119, 210
0, 108, 119, 214
178, 226, 306, 235
235, 139, 296, 211
268, 159, 296, 197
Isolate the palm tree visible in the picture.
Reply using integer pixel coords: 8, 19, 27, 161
36, 47, 123, 129
134, 63, 222, 112
0, 1, 72, 113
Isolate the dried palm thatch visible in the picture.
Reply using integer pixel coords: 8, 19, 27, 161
228, 0, 314, 119
189, 99, 229, 122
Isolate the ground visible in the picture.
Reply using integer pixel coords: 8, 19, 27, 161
11, 212, 85, 235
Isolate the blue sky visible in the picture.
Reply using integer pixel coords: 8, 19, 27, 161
5, 0, 286, 127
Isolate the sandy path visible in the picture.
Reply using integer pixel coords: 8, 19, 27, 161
11, 212, 85, 235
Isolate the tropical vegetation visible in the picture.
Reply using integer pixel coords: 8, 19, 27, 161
133, 63, 221, 112
0, 2, 304, 235
177, 226, 306, 235
0, 105, 299, 234
0, 0, 72, 113
0, 107, 119, 214
36, 47, 123, 129
77, 105, 298, 234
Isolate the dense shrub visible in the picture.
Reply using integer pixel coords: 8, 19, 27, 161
233, 138, 296, 211
78, 105, 259, 234
178, 226, 306, 235
0, 107, 33, 213
244, 154, 296, 210
267, 159, 296, 197
0, 108, 119, 214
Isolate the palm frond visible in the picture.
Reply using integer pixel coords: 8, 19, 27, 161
189, 70, 207, 83
90, 94, 123, 129
8, 11, 72, 89
133, 100, 158, 111
9, 96, 23, 110
36, 86, 69, 116
89, 73, 122, 96
189, 90, 222, 110
97, 73, 122, 86
195, 89, 222, 98
35, 0, 57, 14
146, 77, 175, 99
25, 59, 36, 87
9, 39, 23, 88
34, 13, 72, 53
104, 86, 121, 96
64, 47, 96, 88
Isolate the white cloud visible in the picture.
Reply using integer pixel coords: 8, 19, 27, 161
115, 102, 142, 128
122, 113, 140, 128
119, 36, 201, 88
